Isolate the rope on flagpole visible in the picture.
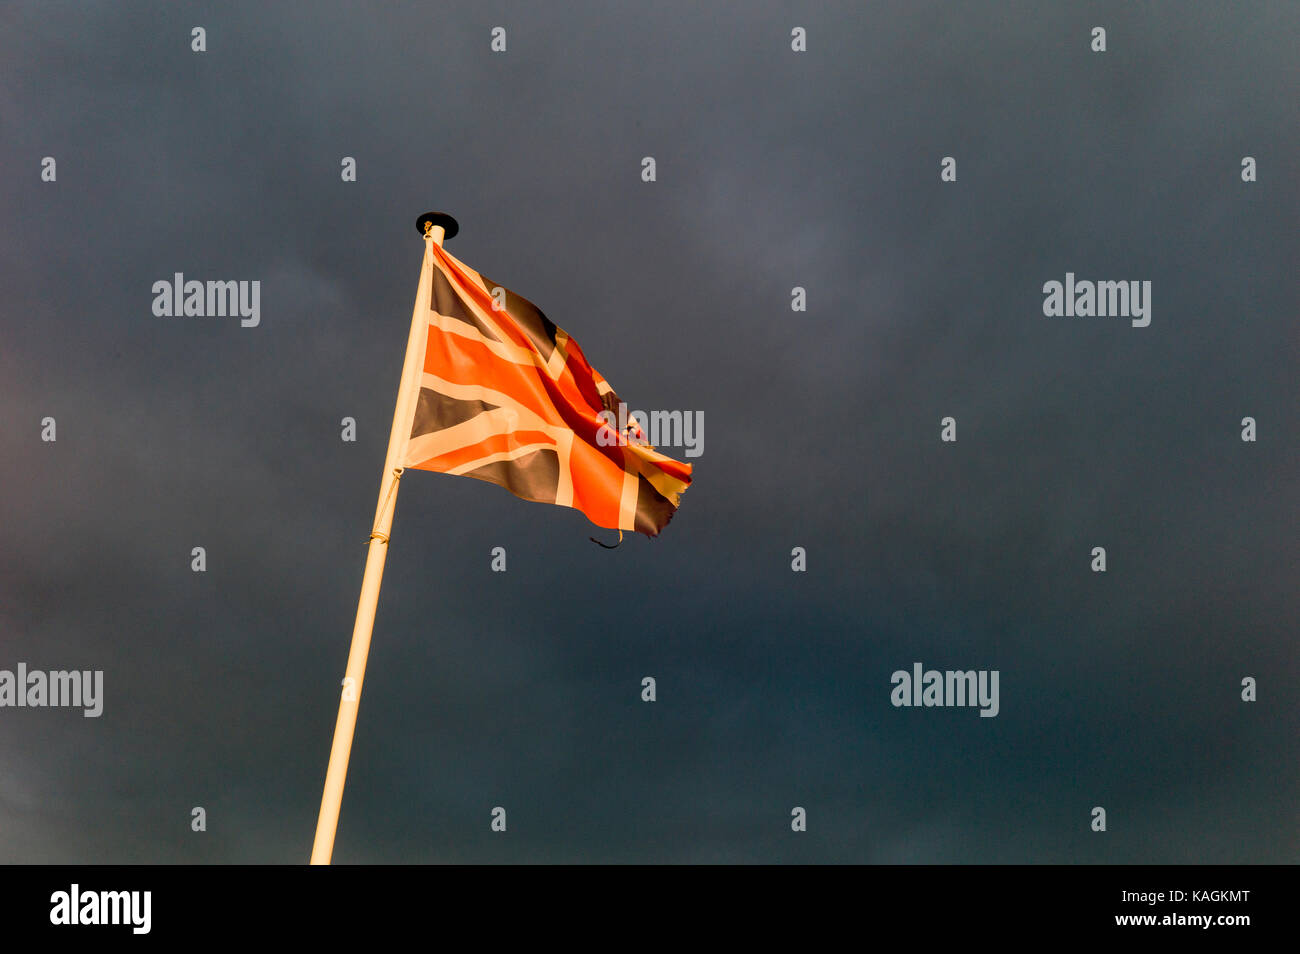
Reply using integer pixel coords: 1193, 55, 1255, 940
367, 468, 404, 544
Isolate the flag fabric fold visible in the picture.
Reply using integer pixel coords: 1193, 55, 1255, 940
400, 242, 692, 536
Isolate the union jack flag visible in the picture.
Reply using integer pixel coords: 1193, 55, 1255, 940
398, 241, 692, 536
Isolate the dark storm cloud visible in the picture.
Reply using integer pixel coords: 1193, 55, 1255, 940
0, 1, 1295, 862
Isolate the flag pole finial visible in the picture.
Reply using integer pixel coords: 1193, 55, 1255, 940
416, 211, 459, 241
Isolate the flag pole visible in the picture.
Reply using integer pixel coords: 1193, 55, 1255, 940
309, 211, 460, 865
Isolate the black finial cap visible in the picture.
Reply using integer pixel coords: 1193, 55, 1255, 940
416, 212, 459, 240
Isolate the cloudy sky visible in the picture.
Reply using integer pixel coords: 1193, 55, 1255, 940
0, 1, 1295, 863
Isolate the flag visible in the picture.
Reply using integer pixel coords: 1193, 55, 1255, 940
400, 242, 692, 536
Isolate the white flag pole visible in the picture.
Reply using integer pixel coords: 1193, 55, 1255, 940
310, 213, 458, 864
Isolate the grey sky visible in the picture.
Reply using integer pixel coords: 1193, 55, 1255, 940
0, 1, 1295, 862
